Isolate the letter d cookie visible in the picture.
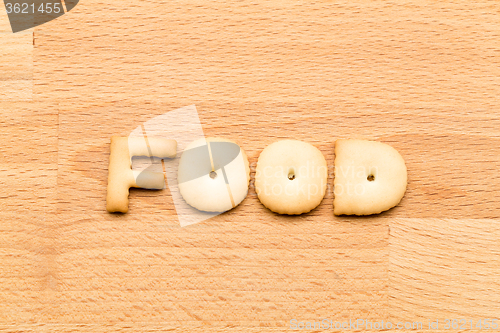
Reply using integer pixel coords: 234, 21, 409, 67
333, 139, 407, 215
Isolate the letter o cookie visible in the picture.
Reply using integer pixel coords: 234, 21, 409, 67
255, 140, 328, 215
333, 139, 407, 215
178, 137, 250, 213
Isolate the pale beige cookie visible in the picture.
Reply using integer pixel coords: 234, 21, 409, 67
333, 139, 407, 215
178, 137, 250, 213
255, 140, 327, 215
106, 136, 177, 213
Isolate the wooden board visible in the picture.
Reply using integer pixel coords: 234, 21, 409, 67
1, 1, 500, 332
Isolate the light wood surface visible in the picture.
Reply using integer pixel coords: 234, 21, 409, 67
1, 1, 500, 332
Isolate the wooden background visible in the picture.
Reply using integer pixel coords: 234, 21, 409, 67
1, 0, 500, 331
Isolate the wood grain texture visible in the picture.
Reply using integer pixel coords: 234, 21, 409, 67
390, 218, 500, 321
0, 100, 58, 324
0, 32, 33, 101
1, 0, 500, 332
0, 4, 32, 100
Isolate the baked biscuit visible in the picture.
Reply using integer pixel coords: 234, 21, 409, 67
106, 136, 177, 213
178, 137, 250, 212
255, 140, 327, 215
333, 139, 407, 215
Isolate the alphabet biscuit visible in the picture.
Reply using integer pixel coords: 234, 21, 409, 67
106, 136, 177, 213
255, 140, 328, 215
333, 139, 407, 215
178, 137, 250, 212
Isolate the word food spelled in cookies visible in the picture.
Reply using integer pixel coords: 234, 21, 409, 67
106, 136, 407, 216
106, 136, 177, 213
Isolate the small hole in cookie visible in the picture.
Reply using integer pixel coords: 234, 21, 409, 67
367, 174, 375, 181
210, 171, 217, 179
